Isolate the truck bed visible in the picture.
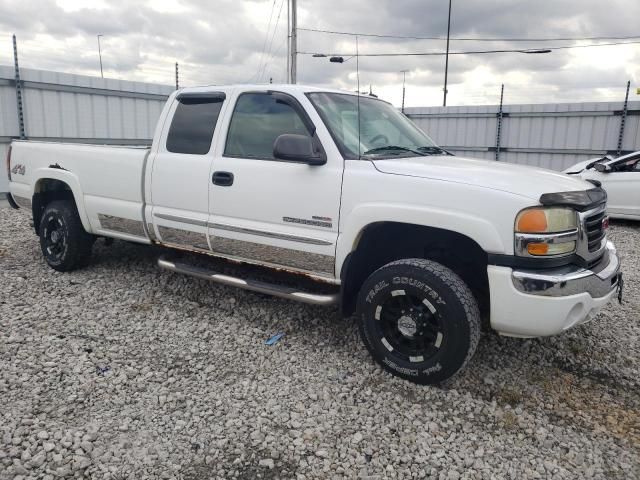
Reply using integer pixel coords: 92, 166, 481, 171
9, 140, 150, 240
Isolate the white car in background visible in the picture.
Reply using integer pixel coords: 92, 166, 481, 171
564, 151, 640, 220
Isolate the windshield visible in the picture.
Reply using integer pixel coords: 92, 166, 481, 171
307, 92, 440, 159
586, 151, 640, 170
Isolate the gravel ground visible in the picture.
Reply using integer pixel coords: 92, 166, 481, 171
1, 205, 638, 480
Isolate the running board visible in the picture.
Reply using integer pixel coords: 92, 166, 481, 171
157, 257, 339, 306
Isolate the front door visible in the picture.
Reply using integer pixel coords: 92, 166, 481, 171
208, 89, 343, 280
149, 92, 226, 251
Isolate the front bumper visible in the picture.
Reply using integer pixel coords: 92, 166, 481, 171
511, 241, 620, 298
488, 241, 621, 337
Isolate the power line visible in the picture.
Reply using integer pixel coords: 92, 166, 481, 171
262, 35, 289, 82
253, 0, 278, 81
301, 40, 640, 57
259, 0, 286, 81
299, 27, 640, 43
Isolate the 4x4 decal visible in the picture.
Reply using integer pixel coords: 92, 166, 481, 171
11, 164, 25, 175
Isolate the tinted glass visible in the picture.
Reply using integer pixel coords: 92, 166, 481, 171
307, 92, 437, 159
166, 97, 223, 155
225, 93, 310, 159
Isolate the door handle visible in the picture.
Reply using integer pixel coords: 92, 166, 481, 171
212, 171, 234, 186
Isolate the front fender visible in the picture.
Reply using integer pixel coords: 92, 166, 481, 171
335, 203, 505, 275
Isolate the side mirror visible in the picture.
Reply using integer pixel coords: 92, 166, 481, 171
594, 162, 612, 173
273, 134, 326, 165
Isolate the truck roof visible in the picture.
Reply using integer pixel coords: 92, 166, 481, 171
176, 83, 357, 97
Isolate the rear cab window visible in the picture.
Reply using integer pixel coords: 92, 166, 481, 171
166, 94, 225, 155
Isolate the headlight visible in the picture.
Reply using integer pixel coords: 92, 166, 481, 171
515, 207, 578, 257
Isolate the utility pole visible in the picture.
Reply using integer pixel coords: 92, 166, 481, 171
442, 0, 452, 106
617, 80, 631, 155
13, 34, 26, 140
286, 0, 290, 82
175, 62, 179, 90
290, 0, 297, 84
97, 34, 104, 78
401, 70, 408, 113
495, 84, 504, 161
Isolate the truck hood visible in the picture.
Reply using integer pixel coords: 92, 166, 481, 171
372, 155, 592, 200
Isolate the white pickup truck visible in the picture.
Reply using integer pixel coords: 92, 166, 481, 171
6, 84, 623, 384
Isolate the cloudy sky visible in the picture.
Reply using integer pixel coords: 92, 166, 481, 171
0, 0, 639, 107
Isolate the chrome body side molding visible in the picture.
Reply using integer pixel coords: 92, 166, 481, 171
209, 235, 334, 276
155, 215, 333, 246
154, 212, 208, 227
158, 226, 210, 251
150, 214, 336, 280
211, 222, 333, 246
98, 214, 146, 237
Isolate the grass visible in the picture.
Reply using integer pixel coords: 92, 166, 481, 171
496, 387, 523, 407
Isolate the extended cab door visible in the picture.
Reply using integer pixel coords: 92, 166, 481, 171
148, 92, 226, 251
207, 89, 343, 280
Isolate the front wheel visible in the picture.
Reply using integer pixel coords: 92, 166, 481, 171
357, 258, 480, 385
39, 200, 94, 272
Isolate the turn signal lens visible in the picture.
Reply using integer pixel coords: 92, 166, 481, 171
516, 207, 577, 233
527, 243, 549, 255
527, 241, 576, 256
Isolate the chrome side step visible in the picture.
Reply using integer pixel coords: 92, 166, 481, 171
157, 256, 339, 306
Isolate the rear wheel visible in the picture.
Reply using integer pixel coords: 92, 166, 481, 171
357, 258, 480, 385
39, 200, 93, 271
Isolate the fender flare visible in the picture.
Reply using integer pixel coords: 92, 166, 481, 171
32, 168, 91, 232
336, 203, 506, 275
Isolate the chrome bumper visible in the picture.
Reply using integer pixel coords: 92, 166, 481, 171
512, 241, 621, 298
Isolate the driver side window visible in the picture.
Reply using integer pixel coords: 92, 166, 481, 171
224, 93, 311, 160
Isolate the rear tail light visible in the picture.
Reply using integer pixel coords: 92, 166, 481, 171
5, 145, 11, 181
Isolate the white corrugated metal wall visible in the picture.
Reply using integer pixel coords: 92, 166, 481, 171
405, 101, 640, 171
2, 64, 639, 193
0, 65, 173, 193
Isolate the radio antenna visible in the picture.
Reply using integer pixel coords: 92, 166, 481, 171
356, 35, 361, 159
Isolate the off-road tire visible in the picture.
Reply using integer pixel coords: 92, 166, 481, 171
39, 200, 93, 272
357, 258, 481, 385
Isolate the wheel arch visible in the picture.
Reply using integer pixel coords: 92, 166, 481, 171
340, 221, 490, 320
31, 170, 90, 234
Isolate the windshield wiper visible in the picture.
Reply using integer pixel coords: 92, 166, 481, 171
363, 145, 426, 156
417, 146, 453, 156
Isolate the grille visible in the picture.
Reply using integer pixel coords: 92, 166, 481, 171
584, 210, 606, 253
